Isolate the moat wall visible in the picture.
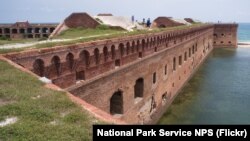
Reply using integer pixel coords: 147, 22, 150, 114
5, 24, 237, 124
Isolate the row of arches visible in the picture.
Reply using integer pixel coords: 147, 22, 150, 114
32, 27, 209, 80
0, 27, 55, 34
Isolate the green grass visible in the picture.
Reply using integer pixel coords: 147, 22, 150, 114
55, 26, 124, 39
0, 39, 39, 46
0, 60, 100, 141
0, 23, 207, 54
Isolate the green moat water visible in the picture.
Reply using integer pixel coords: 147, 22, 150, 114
159, 47, 250, 124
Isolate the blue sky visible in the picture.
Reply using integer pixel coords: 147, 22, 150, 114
1, 0, 250, 23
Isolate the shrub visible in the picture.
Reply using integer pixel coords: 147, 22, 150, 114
0, 36, 9, 40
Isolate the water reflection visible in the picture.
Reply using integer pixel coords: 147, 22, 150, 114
158, 48, 250, 124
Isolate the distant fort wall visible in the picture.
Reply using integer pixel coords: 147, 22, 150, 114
213, 24, 238, 48
5, 24, 238, 124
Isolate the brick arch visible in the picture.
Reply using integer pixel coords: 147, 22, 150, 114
131, 41, 135, 53
79, 50, 90, 68
12, 28, 18, 34
51, 56, 61, 77
33, 59, 45, 77
94, 48, 100, 65
157, 36, 160, 46
118, 43, 125, 58
146, 38, 150, 49
103, 46, 109, 62
110, 90, 123, 115
66, 52, 74, 71
150, 38, 153, 48
126, 42, 130, 55
136, 40, 140, 52
153, 37, 156, 46
111, 45, 116, 60
141, 39, 146, 51
134, 78, 144, 98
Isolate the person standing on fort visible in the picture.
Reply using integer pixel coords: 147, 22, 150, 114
146, 18, 151, 28
132, 15, 135, 24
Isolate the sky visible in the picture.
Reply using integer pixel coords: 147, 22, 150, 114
0, 0, 250, 23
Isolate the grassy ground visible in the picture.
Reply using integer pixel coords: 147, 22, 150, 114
0, 60, 100, 141
55, 26, 124, 39
0, 39, 40, 46
0, 23, 207, 54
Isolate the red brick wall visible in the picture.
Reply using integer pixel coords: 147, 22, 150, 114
5, 24, 238, 124
69, 28, 214, 124
64, 13, 100, 28
152, 17, 184, 28
213, 24, 238, 48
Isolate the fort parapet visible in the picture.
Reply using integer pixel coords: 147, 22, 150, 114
213, 24, 238, 48
4, 23, 238, 124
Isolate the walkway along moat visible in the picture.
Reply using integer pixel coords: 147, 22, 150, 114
159, 47, 250, 124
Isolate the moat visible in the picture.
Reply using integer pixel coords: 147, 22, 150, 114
159, 47, 250, 124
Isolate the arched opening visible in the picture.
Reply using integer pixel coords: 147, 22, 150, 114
50, 28, 55, 33
134, 78, 144, 98
228, 41, 232, 44
0, 29, 2, 34
94, 48, 100, 65
27, 28, 32, 34
136, 40, 140, 52
173, 57, 176, 71
79, 50, 90, 67
184, 52, 187, 61
115, 59, 121, 67
192, 45, 195, 54
4, 28, 10, 34
126, 42, 130, 55
66, 53, 74, 71
35, 28, 40, 33
19, 28, 25, 34
157, 36, 160, 46
111, 45, 116, 60
164, 65, 167, 75
35, 34, 41, 38
76, 70, 85, 81
153, 37, 156, 46
33, 59, 45, 77
146, 38, 150, 49
103, 46, 109, 62
153, 72, 157, 84
179, 55, 182, 66
221, 41, 224, 44
43, 34, 48, 38
12, 29, 17, 34
150, 38, 153, 48
142, 39, 145, 51
110, 91, 123, 115
42, 28, 48, 33
131, 41, 135, 53
119, 43, 125, 57
51, 56, 61, 76
27, 34, 33, 38
189, 48, 191, 57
